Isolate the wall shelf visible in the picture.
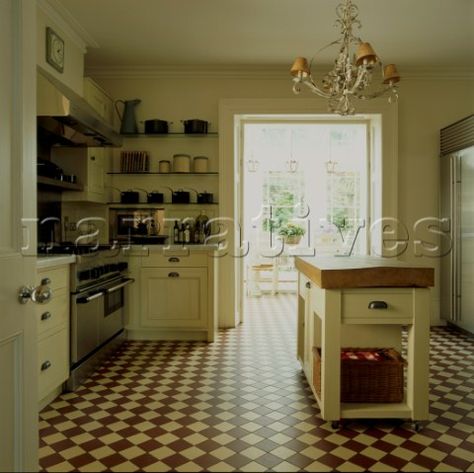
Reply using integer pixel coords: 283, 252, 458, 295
108, 202, 219, 206
107, 172, 218, 176
121, 132, 218, 138
37, 176, 84, 192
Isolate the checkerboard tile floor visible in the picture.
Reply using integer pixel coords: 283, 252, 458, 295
39, 294, 474, 472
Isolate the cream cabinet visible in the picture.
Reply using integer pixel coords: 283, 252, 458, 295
125, 248, 217, 341
83, 77, 114, 126
51, 147, 108, 203
36, 265, 70, 408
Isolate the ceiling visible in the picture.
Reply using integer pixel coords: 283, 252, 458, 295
60, 0, 474, 70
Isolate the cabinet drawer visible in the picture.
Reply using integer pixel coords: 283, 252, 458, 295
36, 290, 69, 337
142, 252, 208, 268
37, 266, 68, 291
341, 289, 414, 323
38, 328, 69, 400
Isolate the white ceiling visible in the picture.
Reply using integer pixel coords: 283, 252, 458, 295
59, 0, 474, 70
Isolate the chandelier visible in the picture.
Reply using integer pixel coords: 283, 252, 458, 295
290, 0, 400, 115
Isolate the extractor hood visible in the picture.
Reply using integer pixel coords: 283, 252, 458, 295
37, 68, 122, 147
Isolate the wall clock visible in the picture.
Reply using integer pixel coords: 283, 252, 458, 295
46, 27, 64, 73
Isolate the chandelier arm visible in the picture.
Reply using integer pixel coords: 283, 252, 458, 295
355, 86, 398, 100
302, 77, 333, 99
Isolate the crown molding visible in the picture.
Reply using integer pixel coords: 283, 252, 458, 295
86, 64, 474, 81
37, 0, 99, 53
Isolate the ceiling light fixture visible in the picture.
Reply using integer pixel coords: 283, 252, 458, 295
290, 0, 400, 115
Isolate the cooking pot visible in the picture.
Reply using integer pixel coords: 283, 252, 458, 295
120, 189, 140, 204
37, 158, 63, 179
136, 187, 168, 204
197, 191, 214, 204
144, 119, 171, 134
172, 189, 190, 204
182, 119, 209, 134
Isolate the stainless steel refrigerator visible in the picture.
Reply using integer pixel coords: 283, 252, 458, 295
440, 115, 474, 334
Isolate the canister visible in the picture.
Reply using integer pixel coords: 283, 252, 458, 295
193, 156, 209, 173
173, 154, 191, 173
158, 160, 171, 173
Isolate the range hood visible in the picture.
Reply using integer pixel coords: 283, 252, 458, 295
37, 68, 122, 147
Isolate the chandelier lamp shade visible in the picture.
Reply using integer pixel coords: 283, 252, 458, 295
290, 0, 400, 115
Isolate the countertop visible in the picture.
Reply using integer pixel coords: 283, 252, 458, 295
295, 255, 435, 289
37, 255, 76, 269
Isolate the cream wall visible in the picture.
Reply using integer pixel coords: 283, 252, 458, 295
94, 72, 474, 326
36, 6, 84, 95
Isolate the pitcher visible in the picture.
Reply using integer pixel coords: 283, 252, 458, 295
114, 99, 141, 134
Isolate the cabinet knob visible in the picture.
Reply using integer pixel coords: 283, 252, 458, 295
168, 257, 180, 263
90, 156, 96, 161
305, 282, 311, 289
41, 311, 52, 321
41, 360, 52, 371
368, 300, 388, 310
168, 272, 180, 278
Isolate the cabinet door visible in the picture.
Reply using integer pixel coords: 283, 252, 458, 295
87, 148, 105, 197
83, 78, 113, 125
140, 267, 208, 329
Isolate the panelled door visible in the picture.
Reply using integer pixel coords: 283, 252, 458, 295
0, 0, 38, 471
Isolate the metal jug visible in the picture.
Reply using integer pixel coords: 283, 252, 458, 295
114, 99, 141, 134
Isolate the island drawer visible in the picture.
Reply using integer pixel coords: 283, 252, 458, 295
341, 289, 414, 323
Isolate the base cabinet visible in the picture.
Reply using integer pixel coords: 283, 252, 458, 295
36, 265, 70, 407
125, 249, 217, 341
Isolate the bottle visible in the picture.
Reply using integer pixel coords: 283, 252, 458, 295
196, 210, 209, 244
173, 220, 179, 244
178, 223, 185, 244
184, 224, 191, 244
194, 221, 201, 244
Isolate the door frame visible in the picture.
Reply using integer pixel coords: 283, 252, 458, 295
218, 98, 398, 329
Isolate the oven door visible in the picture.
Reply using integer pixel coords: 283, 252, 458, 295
100, 277, 134, 344
72, 288, 104, 365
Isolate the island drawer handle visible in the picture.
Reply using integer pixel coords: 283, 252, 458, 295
41, 360, 52, 371
168, 257, 180, 263
368, 301, 388, 310
41, 311, 52, 321
168, 272, 180, 278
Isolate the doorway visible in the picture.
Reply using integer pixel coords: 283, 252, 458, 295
239, 118, 372, 324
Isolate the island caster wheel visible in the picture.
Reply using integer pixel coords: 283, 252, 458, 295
331, 421, 340, 430
412, 421, 422, 432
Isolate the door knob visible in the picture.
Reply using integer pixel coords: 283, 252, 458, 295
18, 279, 53, 305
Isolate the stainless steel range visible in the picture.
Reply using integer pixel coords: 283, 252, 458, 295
41, 244, 134, 390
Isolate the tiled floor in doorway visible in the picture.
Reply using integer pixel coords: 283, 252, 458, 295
39, 294, 474, 472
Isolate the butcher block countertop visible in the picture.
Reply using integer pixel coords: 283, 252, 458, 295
295, 256, 434, 289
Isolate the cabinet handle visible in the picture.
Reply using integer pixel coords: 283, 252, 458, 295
368, 301, 388, 310
41, 311, 52, 321
41, 360, 52, 371
168, 257, 180, 263
305, 282, 311, 289
41, 278, 51, 286
90, 156, 96, 161
168, 272, 180, 278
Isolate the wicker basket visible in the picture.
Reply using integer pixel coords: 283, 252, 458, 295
312, 347, 405, 403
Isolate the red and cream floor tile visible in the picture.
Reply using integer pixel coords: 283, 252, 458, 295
39, 294, 474, 472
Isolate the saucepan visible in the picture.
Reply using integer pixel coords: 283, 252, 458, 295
143, 119, 172, 134
197, 191, 214, 204
182, 119, 209, 134
172, 189, 191, 204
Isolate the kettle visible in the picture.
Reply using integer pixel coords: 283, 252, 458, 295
115, 99, 141, 134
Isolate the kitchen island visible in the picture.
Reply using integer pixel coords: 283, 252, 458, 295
295, 256, 434, 430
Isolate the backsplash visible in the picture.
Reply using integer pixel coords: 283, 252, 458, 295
61, 202, 109, 245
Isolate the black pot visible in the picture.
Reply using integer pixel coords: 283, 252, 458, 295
197, 191, 213, 204
172, 190, 190, 204
37, 158, 63, 179
182, 119, 208, 134
144, 119, 169, 134
120, 190, 140, 204
147, 191, 164, 203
